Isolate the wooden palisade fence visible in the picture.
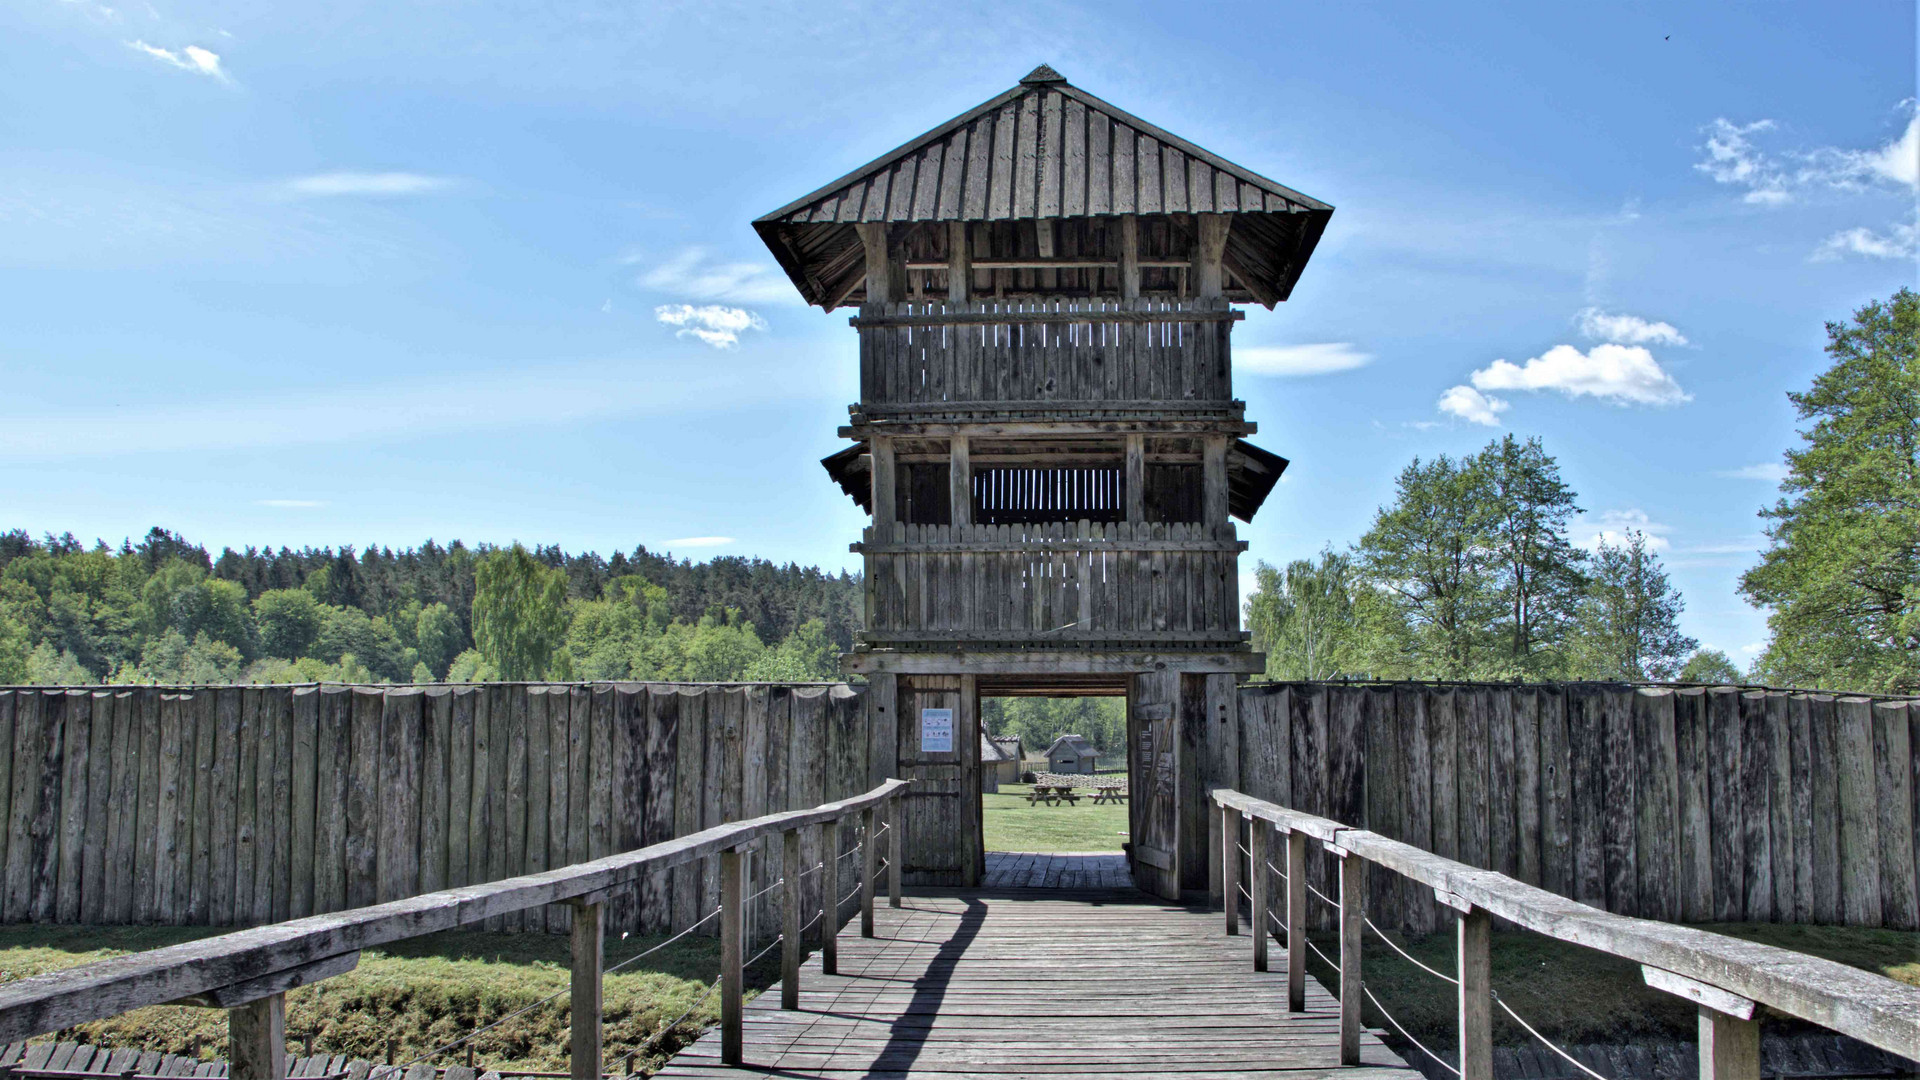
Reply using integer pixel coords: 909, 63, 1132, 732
1232, 683, 1920, 933
1212, 788, 1920, 1080
0, 778, 908, 1078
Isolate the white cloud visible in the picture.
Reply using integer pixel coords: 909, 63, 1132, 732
127, 40, 226, 80
1738, 642, 1765, 658
1813, 220, 1918, 262
636, 247, 798, 305
663, 536, 735, 547
1437, 385, 1509, 426
1470, 343, 1690, 407
654, 304, 767, 348
1717, 463, 1789, 482
283, 172, 454, 197
1574, 508, 1671, 552
256, 499, 325, 508
1575, 308, 1688, 347
1235, 343, 1371, 376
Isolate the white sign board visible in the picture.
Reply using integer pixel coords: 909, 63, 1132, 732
920, 707, 954, 753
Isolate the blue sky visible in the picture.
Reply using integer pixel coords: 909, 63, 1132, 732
2, 0, 1914, 664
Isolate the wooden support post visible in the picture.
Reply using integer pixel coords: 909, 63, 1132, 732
1251, 818, 1270, 971
1119, 215, 1141, 300
887, 793, 903, 907
569, 898, 603, 1080
1338, 851, 1363, 1065
781, 828, 801, 1010
860, 807, 877, 937
949, 434, 971, 528
1202, 435, 1229, 535
1222, 804, 1240, 935
1194, 213, 1229, 299
227, 993, 285, 1080
1699, 1008, 1761, 1080
720, 848, 744, 1066
857, 222, 894, 305
870, 437, 896, 541
1458, 906, 1492, 1080
821, 818, 840, 976
1124, 434, 1145, 524
1286, 829, 1307, 1012
947, 221, 971, 303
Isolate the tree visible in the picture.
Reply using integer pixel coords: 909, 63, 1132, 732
412, 602, 465, 680
254, 589, 323, 659
1678, 649, 1743, 684
471, 544, 571, 680
1475, 435, 1586, 677
1742, 289, 1919, 693
1245, 552, 1357, 680
1568, 530, 1698, 681
1354, 453, 1502, 677
745, 619, 839, 681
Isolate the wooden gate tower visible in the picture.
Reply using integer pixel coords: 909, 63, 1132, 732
755, 66, 1332, 898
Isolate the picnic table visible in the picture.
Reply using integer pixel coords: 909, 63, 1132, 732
1025, 784, 1080, 806
1090, 787, 1127, 804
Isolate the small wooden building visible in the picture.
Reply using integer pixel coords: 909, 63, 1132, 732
755, 63, 1331, 895
980, 733, 1021, 792
1046, 734, 1099, 775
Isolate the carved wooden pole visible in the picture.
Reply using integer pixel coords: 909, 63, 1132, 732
1286, 829, 1307, 1012
1699, 1008, 1761, 1080
860, 806, 877, 937
820, 818, 840, 976
781, 828, 802, 1010
720, 849, 744, 1065
569, 898, 603, 1080
1221, 804, 1240, 935
888, 792, 903, 907
1337, 849, 1363, 1065
227, 994, 285, 1080
1250, 818, 1271, 971
1458, 906, 1492, 1080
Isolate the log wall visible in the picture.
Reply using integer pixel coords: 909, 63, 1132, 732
0, 683, 876, 939
1233, 683, 1920, 933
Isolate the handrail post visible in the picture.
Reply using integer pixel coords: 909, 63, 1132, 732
1699, 1007, 1761, 1080
1286, 828, 1307, 1012
720, 847, 744, 1066
1222, 803, 1239, 935
887, 792, 903, 908
861, 807, 877, 937
228, 992, 285, 1080
1250, 817, 1270, 971
821, 818, 840, 975
1458, 905, 1492, 1080
568, 897, 604, 1080
1337, 848, 1362, 1065
781, 828, 802, 1011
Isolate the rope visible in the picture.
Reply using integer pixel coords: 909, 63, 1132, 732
795, 861, 825, 880
840, 882, 864, 907
1364, 984, 1461, 1077
1237, 882, 1252, 903
1362, 915, 1459, 986
836, 842, 863, 862
1307, 881, 1339, 908
1265, 860, 1288, 881
746, 934, 784, 969
1494, 991, 1612, 1080
610, 979, 719, 1072
1304, 934, 1340, 973
746, 877, 784, 904
1236, 842, 1252, 858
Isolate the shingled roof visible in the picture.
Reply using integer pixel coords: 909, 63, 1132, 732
754, 65, 1333, 309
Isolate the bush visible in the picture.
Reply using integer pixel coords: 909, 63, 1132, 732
1020, 771, 1036, 784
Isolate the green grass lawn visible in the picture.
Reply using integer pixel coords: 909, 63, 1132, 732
0, 922, 785, 1076
984, 782, 1130, 853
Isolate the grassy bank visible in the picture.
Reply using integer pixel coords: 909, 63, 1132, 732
0, 923, 785, 1075
983, 782, 1129, 853
1296, 920, 1920, 1062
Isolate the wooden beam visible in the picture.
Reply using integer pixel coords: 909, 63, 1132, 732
843, 417, 1256, 439
841, 650, 1268, 676
170, 951, 359, 1009
227, 993, 284, 1080
820, 819, 840, 975
887, 793, 903, 907
569, 899, 602, 1080
1251, 817, 1271, 972
1338, 852, 1363, 1065
870, 437, 896, 540
860, 807, 877, 937
849, 309, 1244, 327
1286, 828, 1307, 1012
1222, 805, 1239, 936
1119, 215, 1140, 299
781, 828, 802, 1010
1194, 213, 1229, 299
1202, 435, 1229, 533
946, 222, 970, 303
948, 434, 971, 527
1458, 906, 1492, 1080
1125, 434, 1145, 524
856, 223, 891, 306
1700, 1008, 1761, 1080
1643, 966, 1757, 1020
720, 848, 743, 1066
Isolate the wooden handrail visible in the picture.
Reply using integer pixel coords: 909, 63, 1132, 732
0, 779, 912, 1065
1210, 789, 1920, 1069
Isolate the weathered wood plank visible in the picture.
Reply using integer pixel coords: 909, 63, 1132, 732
289, 688, 320, 921
56, 690, 92, 923
1632, 689, 1680, 922
1601, 687, 1637, 916
344, 688, 383, 911
1835, 697, 1882, 927
1807, 694, 1840, 923
1707, 688, 1744, 921
1741, 691, 1774, 921
1673, 688, 1712, 922
316, 688, 352, 915
231, 689, 259, 926
80, 692, 116, 924
1871, 700, 1916, 930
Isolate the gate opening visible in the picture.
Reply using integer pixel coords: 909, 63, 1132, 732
977, 678, 1135, 889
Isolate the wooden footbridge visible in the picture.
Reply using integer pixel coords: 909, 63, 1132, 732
0, 779, 1910, 1080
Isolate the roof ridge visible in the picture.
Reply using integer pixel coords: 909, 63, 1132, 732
1020, 63, 1065, 85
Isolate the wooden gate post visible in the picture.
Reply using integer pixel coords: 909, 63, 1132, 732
228, 993, 285, 1080
1286, 828, 1307, 1012
568, 898, 604, 1080
887, 792, 903, 907
1458, 906, 1492, 1080
861, 807, 877, 937
720, 848, 744, 1065
821, 818, 840, 975
1337, 849, 1363, 1065
781, 828, 802, 1010
1699, 1008, 1761, 1080
1250, 818, 1271, 971
1222, 804, 1240, 935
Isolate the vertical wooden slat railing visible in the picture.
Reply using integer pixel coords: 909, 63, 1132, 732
0, 780, 910, 1078
1211, 789, 1920, 1080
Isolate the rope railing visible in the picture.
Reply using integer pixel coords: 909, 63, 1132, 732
1211, 788, 1920, 1080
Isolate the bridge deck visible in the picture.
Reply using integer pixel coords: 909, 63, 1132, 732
658, 864, 1421, 1079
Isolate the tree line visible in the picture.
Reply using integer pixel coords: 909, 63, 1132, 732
0, 533, 860, 685
1246, 289, 1917, 695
